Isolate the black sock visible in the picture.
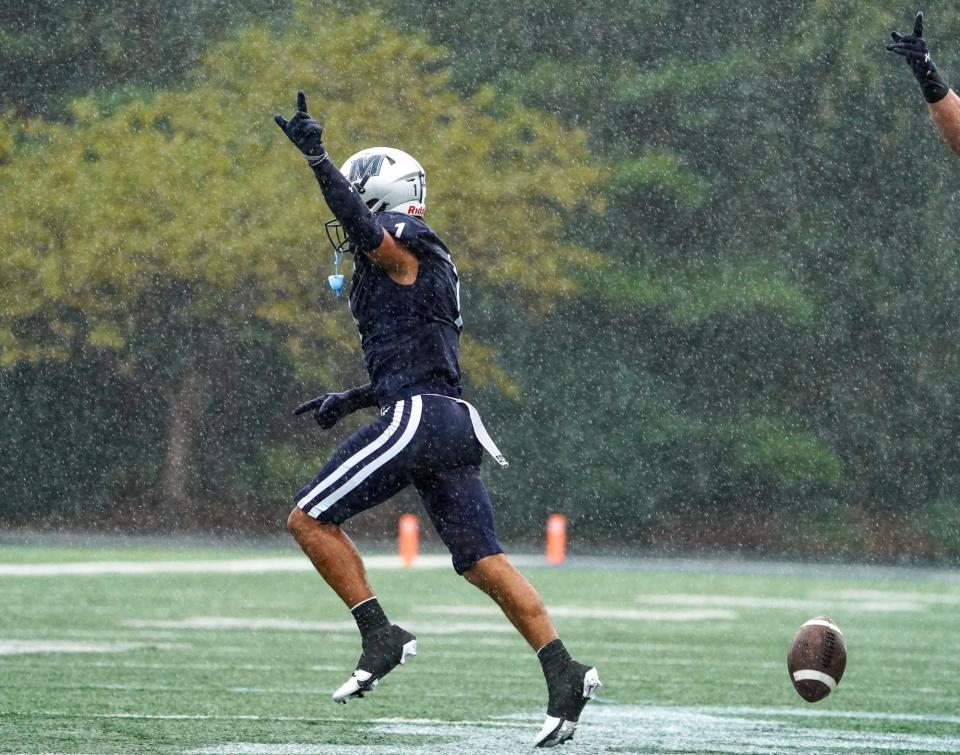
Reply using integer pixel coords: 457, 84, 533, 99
351, 597, 390, 639
537, 638, 572, 681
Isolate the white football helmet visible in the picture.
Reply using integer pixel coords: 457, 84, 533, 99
341, 147, 426, 217
325, 147, 426, 256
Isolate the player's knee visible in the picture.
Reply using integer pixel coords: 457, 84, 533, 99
287, 506, 341, 544
460, 552, 503, 587
461, 563, 483, 587
287, 506, 311, 539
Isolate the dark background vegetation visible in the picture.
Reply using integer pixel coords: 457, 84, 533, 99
3, 1, 960, 561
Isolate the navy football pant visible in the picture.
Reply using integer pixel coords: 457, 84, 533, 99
293, 394, 503, 574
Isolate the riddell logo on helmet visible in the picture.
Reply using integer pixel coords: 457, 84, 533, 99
407, 205, 425, 216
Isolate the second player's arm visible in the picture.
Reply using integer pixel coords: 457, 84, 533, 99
887, 12, 960, 156
928, 90, 960, 157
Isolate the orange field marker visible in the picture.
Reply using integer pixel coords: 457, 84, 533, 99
546, 513, 567, 565
399, 513, 419, 567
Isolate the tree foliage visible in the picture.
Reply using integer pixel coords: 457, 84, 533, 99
0, 3, 600, 516
0, 0, 290, 116
398, 1, 960, 555
4, 1, 960, 558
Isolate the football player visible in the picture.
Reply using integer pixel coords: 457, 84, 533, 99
274, 91, 601, 747
888, 11, 960, 156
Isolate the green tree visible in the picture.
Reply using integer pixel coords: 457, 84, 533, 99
0, 3, 601, 517
385, 1, 960, 551
0, 0, 290, 116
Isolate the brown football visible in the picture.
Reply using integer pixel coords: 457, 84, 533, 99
787, 615, 846, 702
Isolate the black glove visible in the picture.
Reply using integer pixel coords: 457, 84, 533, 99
888, 11, 950, 103
274, 90, 329, 165
293, 384, 376, 430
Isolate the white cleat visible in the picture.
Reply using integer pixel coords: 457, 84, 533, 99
534, 716, 577, 748
331, 634, 417, 704
533, 665, 601, 748
332, 669, 378, 703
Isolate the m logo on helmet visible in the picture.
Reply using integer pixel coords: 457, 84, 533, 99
347, 154, 386, 185
336, 147, 426, 216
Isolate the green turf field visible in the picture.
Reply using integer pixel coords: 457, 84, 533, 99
0, 544, 958, 754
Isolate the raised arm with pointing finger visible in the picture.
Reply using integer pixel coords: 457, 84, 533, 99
888, 11, 960, 157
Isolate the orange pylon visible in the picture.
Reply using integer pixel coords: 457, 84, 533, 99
546, 513, 567, 565
399, 513, 419, 567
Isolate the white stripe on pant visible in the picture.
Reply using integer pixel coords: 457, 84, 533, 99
305, 396, 424, 519
297, 399, 407, 513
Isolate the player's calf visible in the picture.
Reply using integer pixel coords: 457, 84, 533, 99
534, 639, 602, 748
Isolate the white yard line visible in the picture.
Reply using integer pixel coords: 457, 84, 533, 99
2, 553, 959, 584
0, 557, 309, 576
124, 616, 516, 635
28, 705, 960, 725
0, 659, 336, 672
418, 604, 737, 621
0, 555, 463, 577
634, 593, 927, 613
124, 617, 358, 632
23, 704, 960, 754
818, 588, 960, 605
129, 709, 960, 755
688, 705, 960, 725
30, 710, 525, 727
0, 640, 188, 656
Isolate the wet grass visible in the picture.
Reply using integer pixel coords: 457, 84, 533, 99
0, 545, 958, 753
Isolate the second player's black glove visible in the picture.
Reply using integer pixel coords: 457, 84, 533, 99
887, 11, 950, 103
274, 90, 329, 165
293, 384, 377, 430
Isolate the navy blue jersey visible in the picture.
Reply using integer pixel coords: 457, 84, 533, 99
348, 212, 464, 407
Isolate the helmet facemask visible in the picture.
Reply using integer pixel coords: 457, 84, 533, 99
325, 217, 354, 256
324, 186, 389, 256
323, 147, 427, 258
